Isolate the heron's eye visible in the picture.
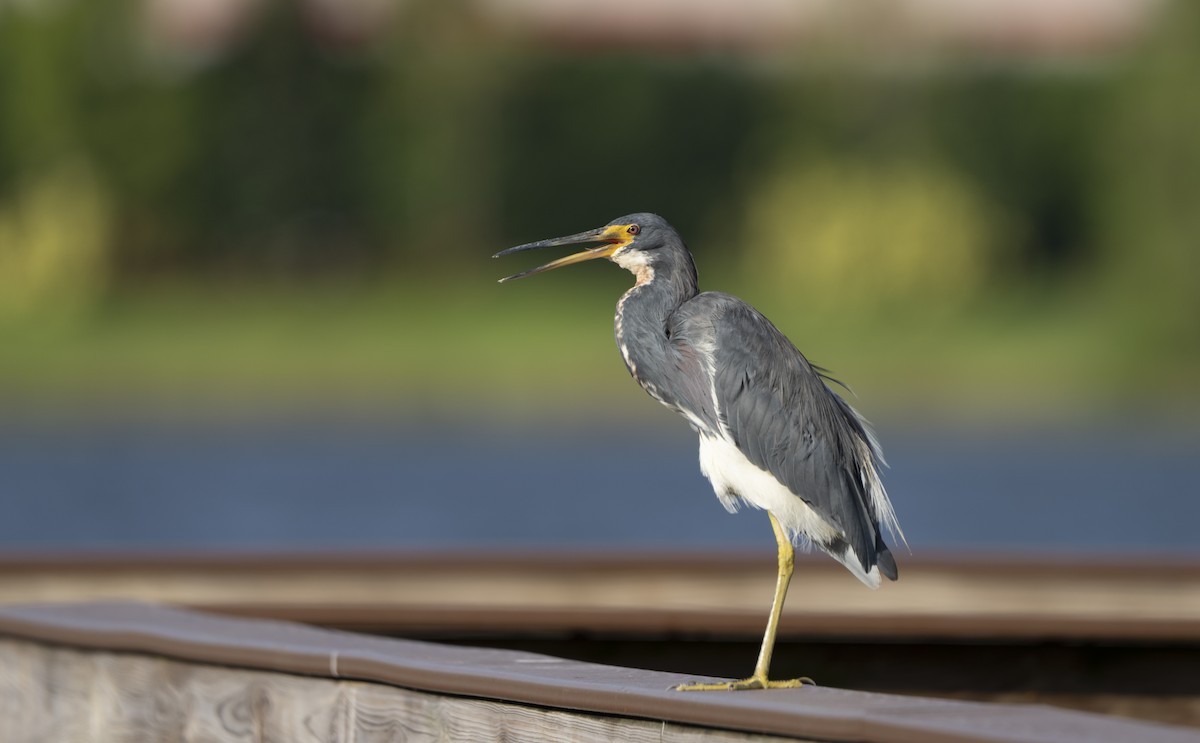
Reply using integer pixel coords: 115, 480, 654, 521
628, 224, 641, 235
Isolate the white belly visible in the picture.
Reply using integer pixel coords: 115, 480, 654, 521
697, 433, 881, 588
698, 434, 839, 543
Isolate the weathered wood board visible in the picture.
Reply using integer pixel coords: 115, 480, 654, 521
2, 602, 1198, 743
0, 638, 806, 743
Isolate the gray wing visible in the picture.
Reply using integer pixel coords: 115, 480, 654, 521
669, 292, 898, 580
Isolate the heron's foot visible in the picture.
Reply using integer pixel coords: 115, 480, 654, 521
674, 675, 814, 691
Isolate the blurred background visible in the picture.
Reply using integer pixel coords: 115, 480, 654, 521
1, 0, 1197, 556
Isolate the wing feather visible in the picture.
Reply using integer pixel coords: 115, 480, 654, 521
670, 292, 900, 579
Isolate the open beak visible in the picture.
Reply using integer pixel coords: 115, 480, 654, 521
494, 224, 633, 283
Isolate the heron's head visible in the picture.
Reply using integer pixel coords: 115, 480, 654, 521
494, 212, 685, 283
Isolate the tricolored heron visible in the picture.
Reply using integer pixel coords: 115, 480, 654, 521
495, 212, 904, 691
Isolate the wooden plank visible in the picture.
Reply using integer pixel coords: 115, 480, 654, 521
0, 638, 805, 743
1, 601, 1197, 743
0, 551, 1197, 641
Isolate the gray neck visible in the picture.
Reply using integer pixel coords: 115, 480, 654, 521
613, 249, 699, 395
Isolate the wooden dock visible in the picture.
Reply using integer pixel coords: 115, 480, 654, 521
2, 551, 1198, 640
1, 551, 1199, 741
2, 601, 1198, 743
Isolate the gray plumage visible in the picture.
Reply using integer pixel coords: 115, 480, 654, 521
498, 211, 902, 587
608, 213, 900, 583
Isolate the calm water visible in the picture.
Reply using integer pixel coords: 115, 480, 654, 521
1, 415, 1197, 555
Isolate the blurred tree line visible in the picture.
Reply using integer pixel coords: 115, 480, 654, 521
0, 0, 1196, 350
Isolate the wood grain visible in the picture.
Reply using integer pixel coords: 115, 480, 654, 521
0, 638, 808, 743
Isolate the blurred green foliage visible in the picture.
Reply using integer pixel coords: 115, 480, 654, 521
1095, 0, 1200, 357
0, 0, 1196, 416
742, 155, 1001, 313
0, 160, 110, 317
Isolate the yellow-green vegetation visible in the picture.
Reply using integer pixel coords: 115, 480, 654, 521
740, 156, 1007, 314
0, 0, 1197, 422
0, 161, 111, 319
0, 270, 1191, 422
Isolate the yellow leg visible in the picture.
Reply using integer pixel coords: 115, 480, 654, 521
675, 513, 814, 691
